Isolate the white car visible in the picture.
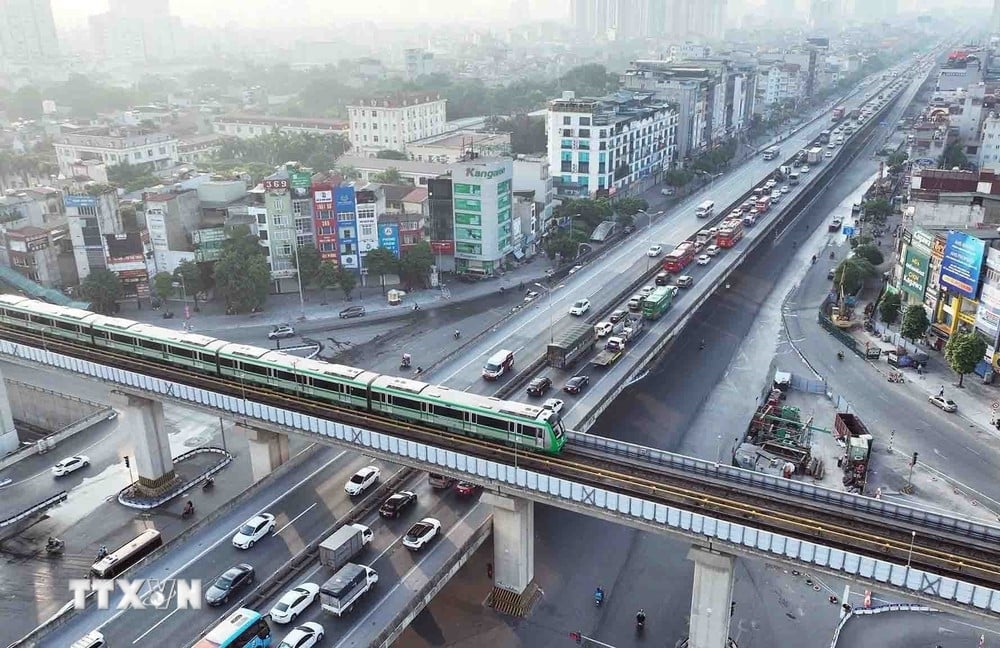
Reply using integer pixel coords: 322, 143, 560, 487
801, 165, 811, 173
595, 322, 613, 337
770, 192, 781, 204
270, 583, 320, 624
824, 151, 833, 158
403, 517, 442, 550
345, 465, 380, 496
569, 299, 591, 316
697, 254, 710, 265
647, 245, 663, 257
542, 398, 565, 415
639, 285, 655, 297
676, 275, 694, 288
232, 513, 276, 549
705, 245, 720, 257
51, 455, 89, 477
780, 185, 790, 193
277, 621, 324, 648
523, 290, 539, 303
268, 325, 295, 340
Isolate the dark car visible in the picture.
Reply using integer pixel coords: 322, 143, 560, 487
563, 375, 590, 395
526, 376, 552, 397
654, 271, 671, 286
379, 491, 417, 519
205, 563, 255, 606
609, 310, 628, 324
339, 305, 366, 319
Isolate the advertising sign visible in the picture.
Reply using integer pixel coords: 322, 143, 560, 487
334, 187, 356, 215
939, 231, 986, 298
64, 195, 97, 208
379, 224, 400, 257
290, 171, 312, 199
431, 240, 454, 254
314, 190, 333, 204
901, 248, 930, 299
263, 178, 289, 192
911, 227, 934, 255
975, 282, 1000, 344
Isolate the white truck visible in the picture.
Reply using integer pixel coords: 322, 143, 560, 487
320, 563, 379, 616
482, 349, 514, 380
319, 523, 373, 572
807, 147, 823, 165
621, 317, 644, 341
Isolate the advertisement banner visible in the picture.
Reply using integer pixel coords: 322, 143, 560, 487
939, 231, 986, 299
379, 224, 400, 257
64, 195, 97, 208
334, 187, 356, 215
975, 282, 1000, 344
901, 248, 930, 298
431, 240, 454, 255
290, 171, 311, 199
314, 190, 333, 204
910, 227, 934, 255
263, 178, 289, 193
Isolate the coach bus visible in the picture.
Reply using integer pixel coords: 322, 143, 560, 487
91, 529, 163, 578
191, 608, 272, 648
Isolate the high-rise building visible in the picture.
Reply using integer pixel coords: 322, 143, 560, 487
992, 0, 1000, 35
89, 0, 179, 62
809, 0, 838, 31
0, 0, 58, 62
449, 158, 514, 276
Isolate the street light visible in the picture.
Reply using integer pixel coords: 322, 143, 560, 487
534, 282, 555, 343
292, 242, 306, 320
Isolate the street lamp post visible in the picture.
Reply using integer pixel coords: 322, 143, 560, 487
292, 243, 306, 320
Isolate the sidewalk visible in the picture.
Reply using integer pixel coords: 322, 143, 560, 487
116, 260, 555, 337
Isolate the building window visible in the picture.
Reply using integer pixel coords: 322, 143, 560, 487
563, 116, 571, 125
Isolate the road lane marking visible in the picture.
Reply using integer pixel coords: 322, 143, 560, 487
131, 608, 180, 644
274, 502, 317, 535
90, 447, 346, 635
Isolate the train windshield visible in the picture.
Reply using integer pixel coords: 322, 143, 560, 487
545, 412, 565, 439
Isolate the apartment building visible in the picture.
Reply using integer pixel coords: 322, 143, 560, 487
54, 127, 178, 177
142, 188, 201, 276
212, 115, 349, 140
258, 166, 316, 293
0, 187, 72, 287
762, 63, 807, 109
0, 0, 59, 62
449, 158, 514, 276
546, 91, 677, 198
347, 93, 447, 156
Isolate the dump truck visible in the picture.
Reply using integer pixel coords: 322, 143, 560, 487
834, 413, 874, 494
319, 523, 373, 572
807, 147, 823, 164
591, 336, 625, 368
547, 322, 597, 369
320, 563, 379, 616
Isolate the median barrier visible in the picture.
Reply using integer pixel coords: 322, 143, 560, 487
18, 442, 324, 647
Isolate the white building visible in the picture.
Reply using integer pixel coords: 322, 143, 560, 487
212, 115, 349, 140
0, 0, 59, 62
762, 64, 806, 109
449, 158, 514, 276
347, 93, 448, 156
979, 112, 1000, 171
512, 155, 556, 229
332, 156, 450, 186
54, 127, 178, 177
546, 91, 677, 198
142, 189, 201, 276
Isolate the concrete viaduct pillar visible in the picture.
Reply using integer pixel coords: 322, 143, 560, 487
0, 367, 18, 455
242, 425, 289, 482
483, 492, 535, 615
111, 391, 177, 496
687, 546, 735, 648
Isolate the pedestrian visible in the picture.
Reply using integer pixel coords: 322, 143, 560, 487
939, 386, 944, 397
487, 562, 493, 579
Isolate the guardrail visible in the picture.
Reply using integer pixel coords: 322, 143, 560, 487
828, 604, 937, 647
117, 446, 233, 509
0, 490, 68, 530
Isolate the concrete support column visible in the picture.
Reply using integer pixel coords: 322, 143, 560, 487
483, 493, 534, 595
111, 391, 177, 496
242, 425, 289, 483
687, 546, 735, 648
0, 368, 17, 455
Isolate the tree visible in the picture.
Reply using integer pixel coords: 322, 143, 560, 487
900, 305, 930, 342
862, 198, 892, 221
152, 272, 174, 302
615, 197, 649, 217
372, 167, 404, 184
939, 142, 970, 170
375, 149, 408, 160
337, 165, 361, 181
664, 169, 694, 189
213, 229, 270, 314
879, 291, 901, 324
887, 151, 908, 168
854, 243, 884, 266
315, 261, 340, 302
174, 259, 207, 309
293, 244, 321, 286
336, 266, 357, 299
944, 331, 987, 387
364, 247, 399, 294
399, 241, 434, 289
81, 269, 122, 314
833, 257, 876, 294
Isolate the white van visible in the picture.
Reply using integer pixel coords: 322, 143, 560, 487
71, 632, 106, 648
695, 200, 715, 218
482, 349, 514, 380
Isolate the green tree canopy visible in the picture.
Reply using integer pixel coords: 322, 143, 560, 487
293, 244, 321, 286
364, 247, 399, 294
854, 243, 884, 266
174, 259, 208, 308
315, 261, 340, 301
939, 142, 970, 170
900, 304, 930, 342
110, 162, 161, 193
214, 130, 350, 170
879, 292, 901, 324
833, 257, 876, 294
399, 241, 434, 289
336, 266, 357, 299
664, 169, 694, 188
862, 198, 892, 221
152, 272, 175, 302
944, 331, 987, 387
615, 197, 649, 217
81, 269, 122, 314
213, 229, 270, 314
372, 168, 404, 184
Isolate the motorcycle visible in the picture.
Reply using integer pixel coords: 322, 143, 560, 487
594, 589, 604, 607
888, 371, 904, 383
636, 610, 646, 634
811, 254, 817, 264
400, 353, 412, 369
837, 351, 844, 361
181, 504, 195, 519
202, 477, 214, 490
453, 330, 461, 340
45, 539, 64, 556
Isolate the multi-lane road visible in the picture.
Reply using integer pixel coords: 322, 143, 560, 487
27, 57, 934, 648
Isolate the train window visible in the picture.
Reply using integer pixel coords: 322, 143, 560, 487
313, 378, 341, 393
433, 405, 464, 421
394, 396, 423, 412
273, 369, 296, 383
138, 339, 164, 353
32, 315, 55, 327
242, 362, 269, 377
350, 387, 367, 400
196, 352, 216, 364
172, 346, 194, 359
477, 414, 507, 433
2, 309, 26, 320
55, 320, 78, 332
219, 357, 235, 369
109, 333, 135, 345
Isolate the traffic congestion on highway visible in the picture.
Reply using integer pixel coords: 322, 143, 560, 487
27, 52, 940, 648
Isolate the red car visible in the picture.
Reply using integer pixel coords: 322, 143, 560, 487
454, 481, 480, 496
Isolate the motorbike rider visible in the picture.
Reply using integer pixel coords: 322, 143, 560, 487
594, 586, 604, 603
699, 339, 706, 350
97, 544, 108, 559
636, 608, 646, 626
183, 500, 194, 515
454, 329, 461, 339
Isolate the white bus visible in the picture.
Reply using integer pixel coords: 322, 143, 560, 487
762, 147, 780, 160
695, 200, 715, 218
91, 529, 163, 578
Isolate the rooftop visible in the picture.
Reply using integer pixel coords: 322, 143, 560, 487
335, 155, 451, 176
348, 92, 445, 109
215, 114, 349, 129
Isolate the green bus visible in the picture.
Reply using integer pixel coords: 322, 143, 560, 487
641, 286, 677, 320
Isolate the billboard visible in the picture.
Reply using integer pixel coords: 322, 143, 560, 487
263, 178, 289, 193
314, 190, 333, 204
901, 248, 930, 298
976, 282, 1000, 344
290, 170, 312, 199
379, 224, 400, 257
334, 187, 356, 215
939, 231, 986, 299
64, 194, 98, 208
